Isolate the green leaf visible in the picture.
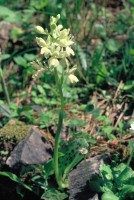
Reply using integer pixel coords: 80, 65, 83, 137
24, 53, 37, 61
10, 27, 23, 42
95, 24, 106, 38
98, 115, 107, 121
129, 48, 134, 55
116, 166, 133, 183
89, 174, 105, 192
106, 77, 119, 87
59, 137, 89, 176
103, 126, 114, 133
128, 140, 134, 159
123, 81, 134, 92
0, 54, 10, 61
101, 191, 119, 200
107, 133, 117, 140
0, 150, 9, 156
92, 44, 104, 68
113, 163, 127, 173
113, 163, 133, 184
123, 177, 134, 185
43, 159, 54, 177
91, 108, 100, 118
0, 6, 14, 16
76, 44, 87, 71
30, 0, 48, 9
127, 0, 134, 4
100, 164, 113, 180
106, 39, 122, 52
14, 56, 27, 67
0, 102, 11, 117
16, 186, 24, 198
95, 63, 109, 84
43, 83, 52, 89
0, 6, 21, 24
120, 185, 134, 199
37, 85, 46, 94
41, 188, 68, 200
22, 8, 35, 22
67, 118, 87, 128
0, 171, 32, 191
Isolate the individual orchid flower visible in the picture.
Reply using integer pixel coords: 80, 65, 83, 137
66, 47, 75, 56
67, 66, 79, 83
68, 74, 79, 83
32, 67, 45, 79
36, 37, 46, 47
30, 60, 46, 79
48, 57, 59, 67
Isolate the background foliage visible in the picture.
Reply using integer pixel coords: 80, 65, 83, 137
0, 0, 134, 199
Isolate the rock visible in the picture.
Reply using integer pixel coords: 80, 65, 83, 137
6, 126, 53, 167
68, 154, 110, 200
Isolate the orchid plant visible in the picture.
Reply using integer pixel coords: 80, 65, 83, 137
31, 14, 78, 188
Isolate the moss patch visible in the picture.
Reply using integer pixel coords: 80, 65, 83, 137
0, 119, 31, 142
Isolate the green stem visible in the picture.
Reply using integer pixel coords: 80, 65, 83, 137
53, 69, 67, 188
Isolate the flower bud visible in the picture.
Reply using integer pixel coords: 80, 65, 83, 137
56, 14, 60, 21
35, 26, 45, 34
